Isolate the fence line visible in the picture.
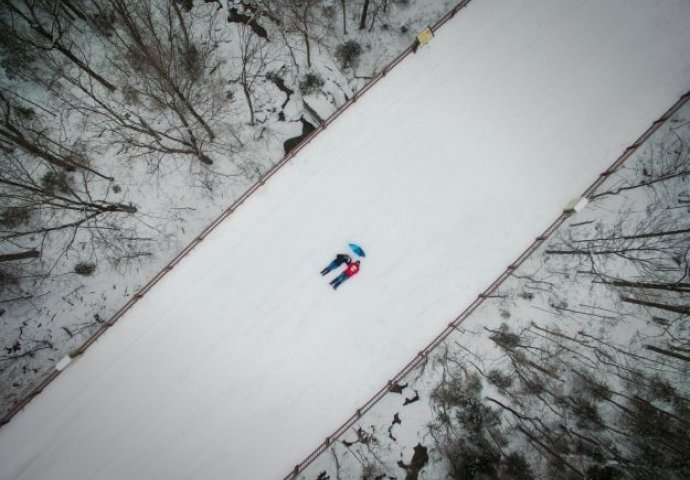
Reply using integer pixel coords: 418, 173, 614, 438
279, 88, 690, 480
0, 0, 474, 428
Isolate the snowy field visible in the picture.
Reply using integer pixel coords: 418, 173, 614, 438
2, 1, 690, 479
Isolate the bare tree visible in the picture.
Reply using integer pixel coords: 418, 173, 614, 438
111, 0, 216, 134
359, 0, 391, 32
590, 132, 690, 201
0, 0, 116, 91
61, 0, 240, 167
544, 131, 690, 346
0, 151, 135, 242
0, 145, 138, 304
231, 24, 276, 125
274, 0, 329, 68
0, 92, 111, 179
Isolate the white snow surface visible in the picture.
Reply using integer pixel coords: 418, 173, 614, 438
2, 1, 690, 479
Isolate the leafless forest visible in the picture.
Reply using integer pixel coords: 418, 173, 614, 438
0, 0, 439, 418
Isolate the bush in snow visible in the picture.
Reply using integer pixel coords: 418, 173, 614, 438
90, 10, 116, 37
430, 372, 504, 479
486, 369, 513, 389
335, 40, 363, 70
74, 262, 97, 276
121, 85, 139, 105
0, 208, 30, 228
299, 72, 324, 95
40, 170, 72, 194
0, 269, 18, 291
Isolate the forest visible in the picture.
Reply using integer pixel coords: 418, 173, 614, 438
0, 0, 448, 420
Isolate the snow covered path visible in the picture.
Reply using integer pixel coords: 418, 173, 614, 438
2, 1, 690, 479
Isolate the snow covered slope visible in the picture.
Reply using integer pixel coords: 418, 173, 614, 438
2, 1, 690, 479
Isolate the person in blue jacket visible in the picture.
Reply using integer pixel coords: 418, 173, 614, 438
320, 253, 351, 276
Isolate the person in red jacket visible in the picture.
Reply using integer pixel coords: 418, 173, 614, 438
329, 260, 360, 290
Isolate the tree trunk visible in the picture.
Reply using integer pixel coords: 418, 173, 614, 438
591, 170, 690, 200
5, 2, 117, 92
645, 345, 690, 363
0, 250, 40, 262
359, 0, 370, 30
574, 226, 690, 242
601, 279, 690, 293
621, 296, 690, 315
242, 81, 255, 125
339, 0, 347, 34
0, 177, 135, 213
516, 425, 586, 478
171, 0, 192, 49
0, 125, 113, 180
303, 32, 311, 68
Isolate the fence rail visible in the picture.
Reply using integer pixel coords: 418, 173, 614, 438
0, 0, 474, 428
278, 87, 690, 480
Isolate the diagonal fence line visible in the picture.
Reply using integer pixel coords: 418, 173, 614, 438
278, 87, 690, 480
0, 0, 474, 428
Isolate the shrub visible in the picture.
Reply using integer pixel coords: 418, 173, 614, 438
299, 72, 324, 95
0, 207, 31, 228
0, 269, 18, 291
321, 5, 336, 19
648, 375, 676, 403
501, 452, 534, 480
487, 369, 513, 389
0, 28, 36, 79
74, 262, 97, 276
335, 40, 363, 70
586, 465, 623, 480
489, 323, 521, 351
15, 106, 35, 121
40, 170, 71, 194
122, 85, 139, 105
181, 45, 201, 80
576, 371, 612, 401
571, 397, 603, 431
91, 10, 116, 37
445, 437, 500, 480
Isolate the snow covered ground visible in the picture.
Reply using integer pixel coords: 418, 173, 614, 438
293, 100, 690, 480
0, 0, 451, 417
2, 1, 690, 479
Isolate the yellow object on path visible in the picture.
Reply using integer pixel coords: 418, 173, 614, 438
416, 27, 434, 47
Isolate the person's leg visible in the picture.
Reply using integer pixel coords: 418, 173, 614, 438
330, 272, 345, 288
321, 260, 338, 275
337, 275, 349, 288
